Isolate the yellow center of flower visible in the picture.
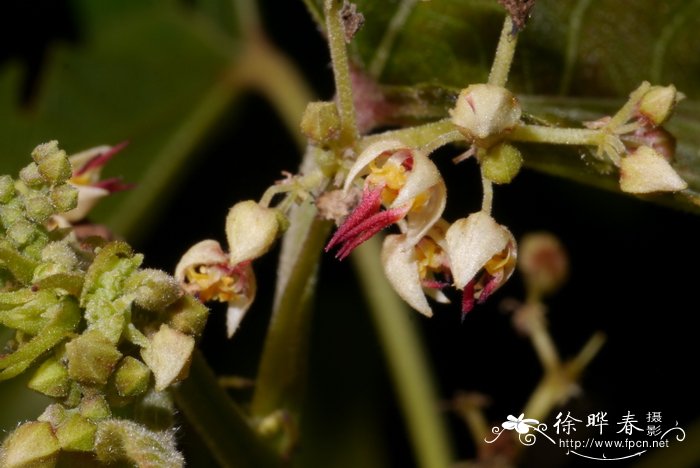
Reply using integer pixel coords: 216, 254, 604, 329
70, 173, 93, 186
415, 237, 445, 279
484, 244, 515, 276
366, 159, 408, 206
185, 265, 239, 302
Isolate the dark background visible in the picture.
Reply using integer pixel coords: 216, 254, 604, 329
2, 1, 698, 467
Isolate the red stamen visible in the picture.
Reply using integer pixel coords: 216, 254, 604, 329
461, 280, 476, 322
74, 141, 130, 176
422, 279, 449, 290
477, 273, 501, 305
92, 177, 135, 193
334, 207, 406, 260
325, 186, 383, 251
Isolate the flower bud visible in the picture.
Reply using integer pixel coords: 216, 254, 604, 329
141, 324, 194, 391
519, 232, 568, 297
50, 184, 79, 213
0, 175, 15, 203
450, 84, 522, 146
7, 219, 36, 247
0, 421, 60, 468
79, 395, 112, 421
38, 404, 67, 427
62, 185, 109, 222
165, 294, 209, 336
300, 101, 341, 144
24, 193, 54, 224
113, 356, 151, 397
19, 163, 44, 187
638, 85, 680, 126
65, 330, 123, 385
480, 143, 523, 184
126, 269, 183, 312
226, 200, 279, 265
55, 413, 97, 452
94, 419, 184, 467
619, 146, 687, 193
28, 355, 70, 398
37, 150, 72, 185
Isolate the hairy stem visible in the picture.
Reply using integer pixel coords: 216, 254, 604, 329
325, 0, 359, 147
488, 15, 517, 87
352, 237, 454, 468
509, 124, 601, 146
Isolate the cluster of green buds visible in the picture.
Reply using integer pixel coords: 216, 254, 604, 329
0, 142, 207, 467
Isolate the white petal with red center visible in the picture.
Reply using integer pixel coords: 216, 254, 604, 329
390, 150, 442, 209
381, 234, 432, 317
174, 240, 228, 283
445, 211, 511, 289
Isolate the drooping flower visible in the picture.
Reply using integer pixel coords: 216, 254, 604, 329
381, 222, 452, 317
445, 211, 517, 317
174, 201, 280, 338
325, 140, 446, 259
64, 142, 133, 222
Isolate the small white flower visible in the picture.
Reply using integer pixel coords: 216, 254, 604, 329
502, 414, 539, 434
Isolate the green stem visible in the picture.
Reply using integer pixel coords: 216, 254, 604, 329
488, 16, 517, 87
251, 205, 332, 418
509, 124, 601, 146
325, 0, 359, 147
360, 118, 461, 152
108, 64, 243, 239
352, 237, 454, 468
369, 0, 419, 78
174, 351, 280, 468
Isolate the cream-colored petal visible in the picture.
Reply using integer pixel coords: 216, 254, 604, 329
226, 264, 256, 338
445, 212, 511, 289
450, 84, 521, 142
69, 145, 112, 181
405, 180, 447, 247
425, 288, 450, 304
391, 150, 442, 209
620, 146, 687, 193
343, 140, 407, 193
381, 234, 432, 317
174, 240, 227, 282
61, 185, 109, 222
141, 324, 195, 391
226, 200, 279, 265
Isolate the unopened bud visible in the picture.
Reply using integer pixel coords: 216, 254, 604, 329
300, 101, 341, 144
165, 294, 209, 336
480, 143, 523, 184
38, 404, 67, 427
141, 324, 194, 391
519, 232, 568, 297
0, 175, 15, 203
94, 419, 184, 467
619, 146, 687, 193
37, 150, 72, 185
226, 200, 279, 265
638, 85, 680, 126
0, 421, 60, 468
79, 395, 112, 421
126, 269, 183, 312
113, 356, 151, 397
28, 355, 70, 398
24, 193, 54, 224
7, 219, 36, 247
65, 330, 123, 385
50, 184, 79, 213
55, 413, 97, 452
19, 163, 44, 187
450, 84, 521, 146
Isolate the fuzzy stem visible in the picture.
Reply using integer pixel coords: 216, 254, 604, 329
509, 124, 602, 146
360, 118, 461, 151
174, 351, 280, 468
325, 0, 359, 147
488, 16, 517, 87
481, 172, 493, 214
352, 237, 454, 468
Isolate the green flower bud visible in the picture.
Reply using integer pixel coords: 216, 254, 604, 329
79, 395, 112, 421
450, 84, 522, 147
7, 219, 36, 247
41, 241, 78, 270
480, 143, 523, 184
38, 403, 68, 427
141, 324, 194, 391
24, 193, 55, 224
165, 294, 209, 336
83, 295, 128, 344
226, 200, 279, 265
50, 184, 78, 213
133, 390, 176, 431
37, 151, 72, 185
28, 355, 70, 398
65, 330, 122, 385
94, 419, 184, 467
125, 269, 183, 312
300, 101, 341, 144
19, 163, 44, 188
113, 356, 151, 397
31, 141, 60, 163
0, 175, 15, 203
55, 413, 97, 452
0, 200, 24, 227
0, 421, 60, 468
